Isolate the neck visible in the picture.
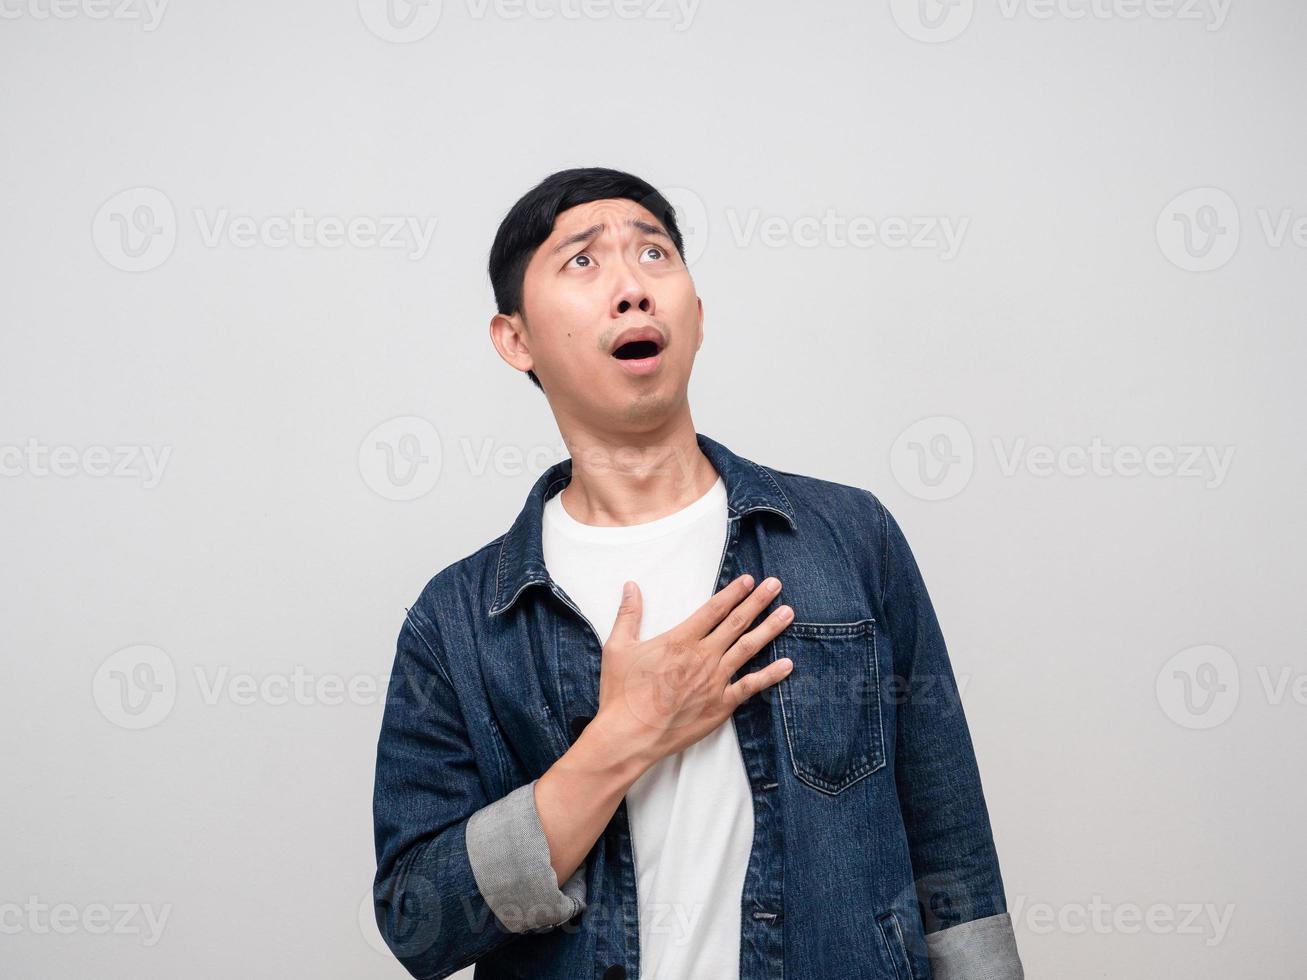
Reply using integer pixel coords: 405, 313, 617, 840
555, 415, 717, 527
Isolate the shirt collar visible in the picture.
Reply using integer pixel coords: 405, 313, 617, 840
488, 430, 797, 617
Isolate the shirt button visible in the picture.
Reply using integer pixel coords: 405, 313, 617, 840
602, 966, 626, 979
569, 714, 593, 741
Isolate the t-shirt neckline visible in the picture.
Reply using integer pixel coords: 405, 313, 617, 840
544, 474, 726, 544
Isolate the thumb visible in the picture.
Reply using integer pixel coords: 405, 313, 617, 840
609, 580, 642, 646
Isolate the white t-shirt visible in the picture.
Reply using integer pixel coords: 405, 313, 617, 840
541, 473, 753, 980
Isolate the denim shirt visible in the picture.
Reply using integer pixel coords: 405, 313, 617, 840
373, 431, 1024, 980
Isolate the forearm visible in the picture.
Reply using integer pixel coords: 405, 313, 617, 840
534, 712, 651, 885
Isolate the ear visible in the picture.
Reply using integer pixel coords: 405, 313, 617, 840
489, 312, 534, 374
695, 296, 704, 351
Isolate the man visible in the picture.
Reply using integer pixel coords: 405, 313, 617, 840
372, 167, 1024, 979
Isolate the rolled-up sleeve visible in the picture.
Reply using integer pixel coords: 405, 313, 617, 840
372, 607, 586, 980
466, 780, 587, 932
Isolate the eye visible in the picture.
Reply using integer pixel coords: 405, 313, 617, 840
565, 252, 594, 269
640, 245, 666, 262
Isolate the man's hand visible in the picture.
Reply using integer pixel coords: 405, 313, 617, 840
595, 573, 794, 767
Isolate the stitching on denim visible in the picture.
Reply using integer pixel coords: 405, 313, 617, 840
777, 619, 885, 794
404, 606, 453, 688
877, 912, 909, 980
485, 715, 513, 789
869, 620, 886, 778
892, 913, 918, 979
490, 473, 571, 617
752, 462, 797, 521
870, 491, 891, 600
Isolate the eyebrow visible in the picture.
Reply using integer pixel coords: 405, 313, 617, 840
548, 217, 672, 256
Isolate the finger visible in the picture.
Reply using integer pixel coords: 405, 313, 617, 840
608, 580, 643, 647
704, 575, 782, 652
725, 654, 793, 708
720, 604, 793, 679
676, 573, 755, 640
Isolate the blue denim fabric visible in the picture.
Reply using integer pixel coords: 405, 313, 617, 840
373, 431, 1022, 979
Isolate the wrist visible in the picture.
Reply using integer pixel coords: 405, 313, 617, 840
582, 709, 655, 785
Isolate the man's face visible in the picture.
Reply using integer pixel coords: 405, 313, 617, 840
498, 197, 703, 425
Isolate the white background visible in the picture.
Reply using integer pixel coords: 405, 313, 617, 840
2, 0, 1304, 976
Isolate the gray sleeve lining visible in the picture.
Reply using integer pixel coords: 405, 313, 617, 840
926, 911, 1024, 980
464, 779, 588, 934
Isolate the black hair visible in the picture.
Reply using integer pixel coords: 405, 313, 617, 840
488, 167, 687, 392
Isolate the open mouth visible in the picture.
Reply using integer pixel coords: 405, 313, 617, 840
612, 339, 662, 360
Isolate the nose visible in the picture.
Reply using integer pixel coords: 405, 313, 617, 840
615, 296, 651, 315
612, 267, 654, 319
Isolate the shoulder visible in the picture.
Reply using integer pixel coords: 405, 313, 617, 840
764, 464, 893, 535
402, 536, 505, 651
761, 463, 910, 593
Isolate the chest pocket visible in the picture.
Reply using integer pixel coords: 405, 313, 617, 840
773, 618, 885, 795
